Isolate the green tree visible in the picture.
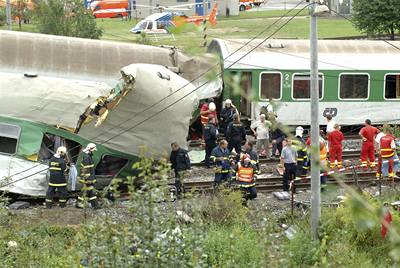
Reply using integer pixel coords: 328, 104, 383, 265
352, 0, 400, 40
33, 0, 102, 39
0, 8, 6, 27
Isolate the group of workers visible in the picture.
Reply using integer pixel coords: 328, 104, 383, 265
45, 95, 399, 208
45, 143, 100, 209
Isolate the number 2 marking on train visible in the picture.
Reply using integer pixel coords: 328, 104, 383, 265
284, 74, 290, 81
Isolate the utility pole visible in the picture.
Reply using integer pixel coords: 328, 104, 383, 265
202, 0, 208, 47
310, 0, 320, 240
6, 0, 12, 30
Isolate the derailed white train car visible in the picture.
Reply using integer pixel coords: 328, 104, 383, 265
0, 30, 220, 196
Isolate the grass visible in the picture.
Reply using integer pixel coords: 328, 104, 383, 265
1, 11, 362, 53
94, 15, 362, 54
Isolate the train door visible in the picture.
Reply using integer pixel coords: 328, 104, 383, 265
239, 72, 252, 117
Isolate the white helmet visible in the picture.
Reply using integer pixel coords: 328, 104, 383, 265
56, 146, 67, 155
209, 102, 216, 111
295, 126, 304, 137
85, 143, 97, 152
225, 99, 232, 105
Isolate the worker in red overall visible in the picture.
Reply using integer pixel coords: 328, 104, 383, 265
359, 119, 379, 169
377, 126, 396, 179
200, 98, 217, 126
328, 124, 345, 169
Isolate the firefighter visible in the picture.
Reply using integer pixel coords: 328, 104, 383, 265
210, 139, 232, 187
377, 126, 396, 179
359, 119, 380, 169
233, 154, 257, 205
242, 141, 260, 174
204, 116, 219, 168
220, 99, 237, 135
328, 123, 345, 169
226, 114, 246, 160
45, 146, 68, 208
77, 143, 100, 209
292, 126, 308, 178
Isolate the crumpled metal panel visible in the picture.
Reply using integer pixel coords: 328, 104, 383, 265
78, 64, 199, 156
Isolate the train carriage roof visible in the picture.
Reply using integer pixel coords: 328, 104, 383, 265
209, 38, 400, 71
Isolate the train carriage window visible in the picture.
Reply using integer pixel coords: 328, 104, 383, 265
260, 73, 281, 100
384, 74, 400, 99
0, 123, 20, 155
292, 74, 323, 99
95, 155, 128, 177
339, 74, 369, 99
38, 133, 81, 163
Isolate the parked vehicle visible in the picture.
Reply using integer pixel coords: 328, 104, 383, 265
90, 0, 128, 18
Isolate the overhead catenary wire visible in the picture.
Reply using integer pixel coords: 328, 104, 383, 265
1, 1, 309, 184
101, 5, 312, 144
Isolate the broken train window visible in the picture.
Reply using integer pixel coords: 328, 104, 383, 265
0, 123, 20, 155
95, 155, 128, 177
38, 133, 81, 164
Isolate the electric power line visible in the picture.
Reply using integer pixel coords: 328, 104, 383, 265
1, 1, 309, 184
102, 5, 312, 144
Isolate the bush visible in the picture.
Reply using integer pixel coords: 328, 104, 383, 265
33, 0, 103, 39
203, 223, 266, 267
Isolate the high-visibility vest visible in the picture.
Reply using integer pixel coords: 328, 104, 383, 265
201, 114, 209, 125
237, 165, 254, 183
380, 135, 395, 158
320, 143, 328, 167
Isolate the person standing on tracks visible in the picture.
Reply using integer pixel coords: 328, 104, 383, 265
226, 114, 246, 160
376, 126, 396, 180
325, 114, 336, 135
204, 116, 219, 168
232, 154, 257, 205
280, 138, 297, 192
220, 99, 237, 135
306, 134, 329, 191
210, 139, 232, 187
270, 121, 286, 159
243, 141, 260, 174
319, 140, 328, 192
170, 142, 191, 199
77, 143, 100, 209
328, 124, 345, 170
292, 126, 308, 178
251, 113, 271, 158
45, 146, 68, 208
359, 119, 380, 169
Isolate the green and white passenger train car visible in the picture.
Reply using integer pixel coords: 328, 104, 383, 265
209, 39, 400, 126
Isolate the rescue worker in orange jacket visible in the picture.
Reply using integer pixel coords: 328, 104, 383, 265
328, 123, 345, 169
306, 136, 328, 191
200, 98, 217, 126
320, 140, 328, 191
233, 154, 257, 204
377, 126, 397, 179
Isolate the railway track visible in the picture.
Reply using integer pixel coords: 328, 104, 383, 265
258, 150, 362, 164
181, 171, 397, 193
